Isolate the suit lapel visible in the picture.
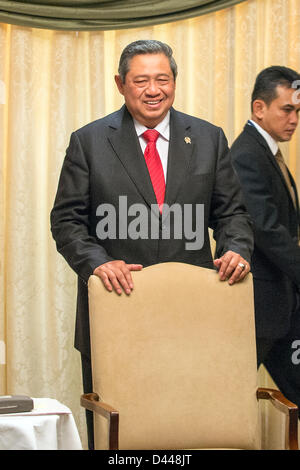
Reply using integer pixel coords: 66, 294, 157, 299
287, 166, 300, 215
164, 108, 194, 210
107, 106, 195, 214
107, 105, 157, 208
245, 124, 298, 210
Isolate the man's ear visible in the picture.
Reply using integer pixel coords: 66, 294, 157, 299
115, 75, 124, 95
252, 99, 267, 120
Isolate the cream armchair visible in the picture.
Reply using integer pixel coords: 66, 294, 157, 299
81, 262, 298, 450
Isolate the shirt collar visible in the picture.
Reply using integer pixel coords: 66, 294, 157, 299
134, 111, 170, 141
248, 119, 278, 155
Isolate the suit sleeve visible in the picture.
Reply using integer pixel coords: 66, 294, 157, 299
231, 145, 300, 287
209, 128, 254, 262
50, 132, 113, 283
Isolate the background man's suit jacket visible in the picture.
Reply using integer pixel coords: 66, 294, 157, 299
231, 124, 300, 340
51, 106, 253, 358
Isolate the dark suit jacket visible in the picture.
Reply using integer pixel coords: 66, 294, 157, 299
51, 106, 253, 357
231, 123, 300, 339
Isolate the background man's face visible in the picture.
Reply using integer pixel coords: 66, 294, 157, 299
115, 53, 176, 128
254, 85, 300, 142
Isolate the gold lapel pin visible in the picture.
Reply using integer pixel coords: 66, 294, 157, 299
184, 136, 191, 144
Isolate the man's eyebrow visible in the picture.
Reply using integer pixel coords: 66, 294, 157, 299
282, 104, 296, 109
133, 73, 171, 79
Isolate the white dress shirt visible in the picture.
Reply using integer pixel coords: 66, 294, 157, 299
248, 119, 278, 155
134, 111, 170, 181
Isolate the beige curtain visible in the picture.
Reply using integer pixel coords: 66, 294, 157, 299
0, 0, 299, 449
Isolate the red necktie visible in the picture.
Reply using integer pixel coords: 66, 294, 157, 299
142, 129, 165, 213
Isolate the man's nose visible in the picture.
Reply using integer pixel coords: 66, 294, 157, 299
290, 110, 299, 126
145, 80, 160, 95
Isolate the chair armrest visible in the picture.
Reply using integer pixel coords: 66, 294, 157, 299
257, 387, 299, 450
81, 393, 119, 450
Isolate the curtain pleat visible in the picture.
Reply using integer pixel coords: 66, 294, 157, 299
0, 0, 246, 30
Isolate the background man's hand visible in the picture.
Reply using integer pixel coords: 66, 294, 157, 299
93, 260, 143, 295
213, 250, 250, 285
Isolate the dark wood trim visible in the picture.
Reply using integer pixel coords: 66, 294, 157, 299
81, 393, 119, 450
257, 387, 299, 450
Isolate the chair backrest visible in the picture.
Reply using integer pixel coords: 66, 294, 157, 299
88, 262, 260, 449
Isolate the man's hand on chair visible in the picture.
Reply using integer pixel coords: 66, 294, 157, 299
214, 250, 250, 285
93, 260, 143, 295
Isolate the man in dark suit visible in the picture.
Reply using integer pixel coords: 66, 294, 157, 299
231, 66, 300, 412
51, 40, 253, 448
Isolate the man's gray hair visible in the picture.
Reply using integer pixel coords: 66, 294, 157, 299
118, 40, 178, 83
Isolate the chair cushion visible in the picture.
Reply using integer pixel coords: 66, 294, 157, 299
88, 263, 260, 450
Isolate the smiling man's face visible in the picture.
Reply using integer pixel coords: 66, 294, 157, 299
115, 53, 176, 128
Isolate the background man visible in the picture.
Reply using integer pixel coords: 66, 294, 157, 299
231, 66, 300, 413
51, 40, 253, 448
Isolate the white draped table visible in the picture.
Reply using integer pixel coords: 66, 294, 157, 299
0, 398, 82, 450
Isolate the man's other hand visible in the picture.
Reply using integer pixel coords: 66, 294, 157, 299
214, 251, 250, 285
